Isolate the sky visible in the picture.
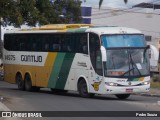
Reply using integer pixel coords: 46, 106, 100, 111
81, 0, 159, 8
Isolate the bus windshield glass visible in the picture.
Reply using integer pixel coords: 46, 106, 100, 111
101, 34, 145, 48
101, 35, 149, 77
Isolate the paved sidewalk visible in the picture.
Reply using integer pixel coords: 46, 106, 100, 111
0, 102, 22, 120
140, 88, 160, 97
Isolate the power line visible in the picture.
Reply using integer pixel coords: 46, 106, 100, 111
92, 23, 160, 35
92, 9, 160, 20
91, 0, 160, 19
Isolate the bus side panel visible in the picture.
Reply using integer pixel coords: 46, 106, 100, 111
55, 53, 75, 89
4, 64, 17, 84
47, 53, 75, 90
4, 64, 37, 85
36, 52, 57, 87
64, 53, 105, 94
4, 64, 52, 88
19, 65, 36, 86
3, 50, 48, 87
64, 69, 76, 91
47, 53, 66, 89
64, 53, 90, 91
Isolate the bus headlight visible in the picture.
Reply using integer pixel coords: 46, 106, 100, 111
142, 81, 150, 85
105, 82, 118, 86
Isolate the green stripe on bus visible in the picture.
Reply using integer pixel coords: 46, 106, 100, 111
55, 53, 75, 89
48, 53, 66, 88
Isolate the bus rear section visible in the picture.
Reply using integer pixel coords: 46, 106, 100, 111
3, 29, 92, 93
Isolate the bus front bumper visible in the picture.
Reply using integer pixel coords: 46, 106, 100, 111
104, 84, 150, 94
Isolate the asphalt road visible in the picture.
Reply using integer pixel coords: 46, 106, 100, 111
0, 78, 160, 120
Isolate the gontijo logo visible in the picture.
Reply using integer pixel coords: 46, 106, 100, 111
21, 55, 42, 63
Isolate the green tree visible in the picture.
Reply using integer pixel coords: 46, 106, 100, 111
36, 0, 59, 25
54, 0, 82, 23
0, 0, 22, 58
0, 0, 22, 26
0, 0, 82, 26
18, 0, 40, 26
36, 0, 82, 24
0, 0, 41, 27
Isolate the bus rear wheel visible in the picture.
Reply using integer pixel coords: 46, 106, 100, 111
115, 94, 130, 100
24, 74, 33, 91
78, 79, 95, 98
16, 74, 24, 90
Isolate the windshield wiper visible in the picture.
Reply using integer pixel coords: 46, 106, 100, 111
120, 68, 135, 77
120, 51, 142, 77
129, 53, 142, 76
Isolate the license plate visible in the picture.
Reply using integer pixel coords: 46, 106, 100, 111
126, 88, 133, 92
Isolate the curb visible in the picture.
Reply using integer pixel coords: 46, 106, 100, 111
140, 93, 160, 97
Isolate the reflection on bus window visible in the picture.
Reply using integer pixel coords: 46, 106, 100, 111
4, 33, 88, 54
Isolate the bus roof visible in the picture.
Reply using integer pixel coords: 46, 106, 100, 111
87, 27, 142, 35
35, 24, 92, 30
4, 24, 142, 35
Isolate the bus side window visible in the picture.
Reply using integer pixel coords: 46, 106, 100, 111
66, 34, 75, 52
4, 35, 9, 50
25, 34, 31, 51
42, 35, 50, 52
51, 35, 61, 52
45, 43, 49, 51
18, 35, 26, 51
20, 42, 25, 51
89, 33, 103, 75
4, 34, 16, 51
12, 34, 19, 51
76, 33, 88, 54
30, 35, 38, 51
52, 43, 61, 51
32, 43, 37, 51
62, 35, 72, 52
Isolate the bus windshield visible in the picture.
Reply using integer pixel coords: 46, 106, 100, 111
104, 49, 150, 77
101, 35, 149, 77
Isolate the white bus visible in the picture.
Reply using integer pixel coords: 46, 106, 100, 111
3, 24, 155, 99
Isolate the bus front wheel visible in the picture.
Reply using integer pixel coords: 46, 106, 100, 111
78, 79, 94, 98
115, 94, 130, 100
16, 74, 25, 90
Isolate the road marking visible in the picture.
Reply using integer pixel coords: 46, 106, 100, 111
0, 102, 10, 111
0, 102, 22, 120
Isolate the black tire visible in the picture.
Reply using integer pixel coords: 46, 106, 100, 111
16, 74, 25, 90
24, 74, 33, 91
115, 94, 130, 100
78, 79, 95, 98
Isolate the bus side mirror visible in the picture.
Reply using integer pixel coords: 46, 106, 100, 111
149, 45, 159, 67
100, 46, 107, 62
